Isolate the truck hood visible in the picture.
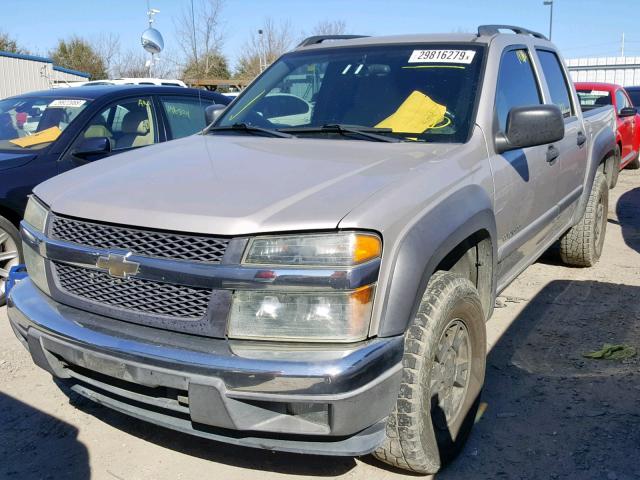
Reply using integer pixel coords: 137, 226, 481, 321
35, 135, 457, 235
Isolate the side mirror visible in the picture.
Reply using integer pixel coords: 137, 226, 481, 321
495, 104, 565, 153
619, 106, 637, 117
205, 104, 226, 125
73, 137, 111, 160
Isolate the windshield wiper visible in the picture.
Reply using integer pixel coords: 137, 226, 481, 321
280, 124, 401, 142
207, 123, 295, 138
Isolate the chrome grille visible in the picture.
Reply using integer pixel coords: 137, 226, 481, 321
54, 262, 211, 320
49, 215, 229, 263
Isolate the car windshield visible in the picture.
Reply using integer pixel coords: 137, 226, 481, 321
0, 96, 90, 151
576, 89, 612, 111
216, 43, 485, 143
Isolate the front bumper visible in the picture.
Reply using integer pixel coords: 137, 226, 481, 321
7, 279, 403, 456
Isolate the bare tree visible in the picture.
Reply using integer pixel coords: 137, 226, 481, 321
235, 18, 294, 79
311, 20, 347, 36
174, 0, 229, 79
93, 33, 121, 78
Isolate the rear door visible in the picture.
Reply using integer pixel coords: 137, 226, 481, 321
535, 48, 587, 223
490, 46, 560, 282
155, 95, 216, 141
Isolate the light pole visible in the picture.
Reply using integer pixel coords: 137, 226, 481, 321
543, 0, 554, 40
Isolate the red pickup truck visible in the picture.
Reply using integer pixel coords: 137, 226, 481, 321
575, 82, 640, 187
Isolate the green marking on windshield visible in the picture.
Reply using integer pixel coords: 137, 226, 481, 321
229, 90, 266, 121
402, 65, 466, 69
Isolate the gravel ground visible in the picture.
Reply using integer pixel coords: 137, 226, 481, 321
1, 170, 639, 480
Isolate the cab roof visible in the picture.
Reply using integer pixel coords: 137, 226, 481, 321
5, 84, 218, 101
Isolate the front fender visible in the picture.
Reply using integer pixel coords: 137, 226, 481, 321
377, 185, 497, 337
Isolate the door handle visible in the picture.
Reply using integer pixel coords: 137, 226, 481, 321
577, 132, 587, 147
546, 145, 560, 164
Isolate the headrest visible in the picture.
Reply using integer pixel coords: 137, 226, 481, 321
84, 125, 112, 139
122, 110, 150, 135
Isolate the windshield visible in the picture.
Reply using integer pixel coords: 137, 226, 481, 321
576, 89, 612, 111
216, 44, 485, 143
0, 97, 90, 150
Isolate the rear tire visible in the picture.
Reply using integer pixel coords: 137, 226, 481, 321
626, 152, 640, 170
559, 171, 608, 267
0, 215, 22, 306
607, 148, 620, 189
373, 271, 486, 474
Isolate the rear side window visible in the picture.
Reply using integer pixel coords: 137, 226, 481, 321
626, 89, 640, 107
537, 50, 573, 118
495, 49, 541, 132
160, 96, 215, 139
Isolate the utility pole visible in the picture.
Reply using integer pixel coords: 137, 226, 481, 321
258, 29, 267, 73
543, 0, 554, 40
621, 32, 626, 57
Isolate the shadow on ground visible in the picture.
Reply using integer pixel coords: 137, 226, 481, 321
0, 392, 90, 479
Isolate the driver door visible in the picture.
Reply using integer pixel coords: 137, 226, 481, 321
490, 47, 560, 287
58, 96, 158, 172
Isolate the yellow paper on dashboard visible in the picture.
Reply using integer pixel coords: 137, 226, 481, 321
9, 126, 62, 148
376, 91, 446, 134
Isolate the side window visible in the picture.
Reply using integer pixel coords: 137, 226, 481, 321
73, 97, 157, 152
537, 50, 573, 118
159, 96, 214, 139
615, 90, 629, 113
495, 49, 542, 132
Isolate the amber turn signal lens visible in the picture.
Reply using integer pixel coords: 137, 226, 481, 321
353, 234, 382, 264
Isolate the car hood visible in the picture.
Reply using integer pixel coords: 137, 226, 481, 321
0, 150, 38, 172
35, 135, 458, 235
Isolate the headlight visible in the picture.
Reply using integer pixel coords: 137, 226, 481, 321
243, 232, 381, 266
229, 232, 381, 342
24, 196, 48, 232
228, 286, 374, 342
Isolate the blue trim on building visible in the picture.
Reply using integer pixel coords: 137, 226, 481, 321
0, 49, 91, 78
52, 65, 91, 78
0, 49, 51, 63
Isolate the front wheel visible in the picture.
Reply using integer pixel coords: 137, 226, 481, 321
559, 171, 608, 267
0, 216, 22, 305
373, 271, 486, 474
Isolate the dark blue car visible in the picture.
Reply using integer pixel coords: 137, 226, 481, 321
0, 85, 229, 302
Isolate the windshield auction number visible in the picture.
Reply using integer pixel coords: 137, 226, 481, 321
409, 49, 476, 64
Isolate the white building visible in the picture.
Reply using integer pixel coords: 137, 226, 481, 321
0, 50, 90, 99
567, 56, 640, 87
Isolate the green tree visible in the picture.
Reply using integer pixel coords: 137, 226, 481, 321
50, 37, 107, 80
0, 31, 28, 54
183, 51, 230, 80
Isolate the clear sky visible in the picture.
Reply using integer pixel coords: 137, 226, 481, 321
0, 0, 637, 71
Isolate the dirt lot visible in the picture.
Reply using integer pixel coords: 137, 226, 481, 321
2, 170, 639, 480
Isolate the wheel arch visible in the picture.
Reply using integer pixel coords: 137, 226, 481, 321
376, 186, 497, 337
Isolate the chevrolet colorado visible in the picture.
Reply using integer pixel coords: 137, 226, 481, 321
8, 25, 616, 474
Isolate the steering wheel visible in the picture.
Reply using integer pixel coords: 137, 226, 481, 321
243, 110, 276, 129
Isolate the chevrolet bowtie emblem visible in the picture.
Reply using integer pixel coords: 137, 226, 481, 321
96, 253, 140, 279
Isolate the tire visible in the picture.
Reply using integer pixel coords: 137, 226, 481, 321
373, 271, 486, 474
0, 215, 22, 305
626, 153, 640, 170
559, 171, 608, 267
607, 147, 620, 189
